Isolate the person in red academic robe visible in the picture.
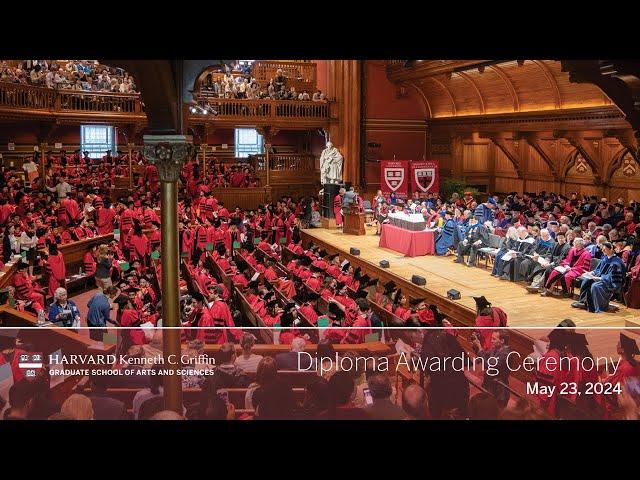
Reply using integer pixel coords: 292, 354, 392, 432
181, 226, 194, 264
392, 293, 412, 321
333, 190, 344, 226
0, 199, 14, 226
604, 333, 640, 390
326, 259, 342, 278
261, 300, 282, 327
473, 296, 508, 350
624, 252, 640, 308
45, 244, 66, 298
128, 225, 149, 266
196, 267, 216, 294
276, 277, 296, 299
119, 292, 147, 346
299, 291, 320, 325
83, 247, 97, 277
118, 203, 136, 237
209, 286, 241, 342
306, 271, 323, 292
217, 203, 230, 220
59, 227, 73, 244
342, 310, 372, 344
534, 328, 571, 416
96, 203, 116, 235
232, 269, 250, 288
56, 202, 69, 227
71, 224, 86, 241
541, 239, 592, 297
62, 193, 82, 224
13, 264, 46, 308
142, 205, 160, 228
264, 263, 279, 282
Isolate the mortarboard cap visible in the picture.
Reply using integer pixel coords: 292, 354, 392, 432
341, 262, 350, 272
383, 280, 397, 295
409, 297, 426, 306
548, 328, 569, 349
0, 328, 20, 340
266, 299, 278, 309
570, 332, 589, 350
192, 292, 205, 303
473, 296, 491, 310
620, 333, 640, 356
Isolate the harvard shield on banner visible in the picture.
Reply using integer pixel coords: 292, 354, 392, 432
380, 161, 409, 199
410, 161, 439, 198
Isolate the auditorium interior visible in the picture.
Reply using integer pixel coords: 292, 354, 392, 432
0, 59, 640, 421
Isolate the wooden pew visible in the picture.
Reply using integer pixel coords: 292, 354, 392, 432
79, 386, 306, 411
202, 341, 392, 358
0, 305, 116, 405
52, 234, 115, 273
235, 286, 273, 343
181, 259, 206, 297
0, 258, 20, 289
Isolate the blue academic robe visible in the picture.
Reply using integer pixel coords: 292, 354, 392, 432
435, 219, 456, 255
474, 203, 495, 224
579, 255, 626, 313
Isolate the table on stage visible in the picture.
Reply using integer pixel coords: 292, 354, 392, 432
378, 223, 435, 257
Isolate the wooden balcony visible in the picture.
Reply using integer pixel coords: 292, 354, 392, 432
187, 97, 336, 130
0, 82, 146, 123
251, 153, 316, 173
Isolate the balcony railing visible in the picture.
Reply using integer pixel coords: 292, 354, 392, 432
191, 97, 332, 122
0, 82, 144, 116
251, 61, 316, 86
250, 153, 315, 172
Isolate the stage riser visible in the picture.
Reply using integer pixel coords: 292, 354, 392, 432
300, 230, 537, 383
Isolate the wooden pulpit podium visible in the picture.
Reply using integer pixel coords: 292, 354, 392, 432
343, 205, 366, 235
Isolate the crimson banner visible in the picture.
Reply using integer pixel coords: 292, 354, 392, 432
410, 160, 439, 198
380, 161, 409, 199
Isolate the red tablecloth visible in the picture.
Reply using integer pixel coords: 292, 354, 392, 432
378, 224, 435, 257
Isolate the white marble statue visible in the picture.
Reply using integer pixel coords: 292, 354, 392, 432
319, 141, 344, 184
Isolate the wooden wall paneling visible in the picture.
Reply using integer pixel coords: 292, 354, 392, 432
462, 142, 489, 172
526, 140, 554, 175
494, 141, 517, 174
507, 61, 556, 112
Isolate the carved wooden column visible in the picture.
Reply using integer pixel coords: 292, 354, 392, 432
40, 142, 47, 191
144, 134, 194, 414
128, 142, 134, 190
201, 143, 208, 179
326, 60, 361, 186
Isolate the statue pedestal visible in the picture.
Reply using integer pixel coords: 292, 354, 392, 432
321, 183, 343, 220
321, 217, 337, 229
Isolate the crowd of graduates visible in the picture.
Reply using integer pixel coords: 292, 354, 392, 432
1, 148, 640, 419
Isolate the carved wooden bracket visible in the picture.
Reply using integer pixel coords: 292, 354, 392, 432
604, 128, 639, 163
479, 132, 522, 178
520, 132, 560, 180
556, 130, 602, 180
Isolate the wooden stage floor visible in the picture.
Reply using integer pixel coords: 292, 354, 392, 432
303, 226, 640, 360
